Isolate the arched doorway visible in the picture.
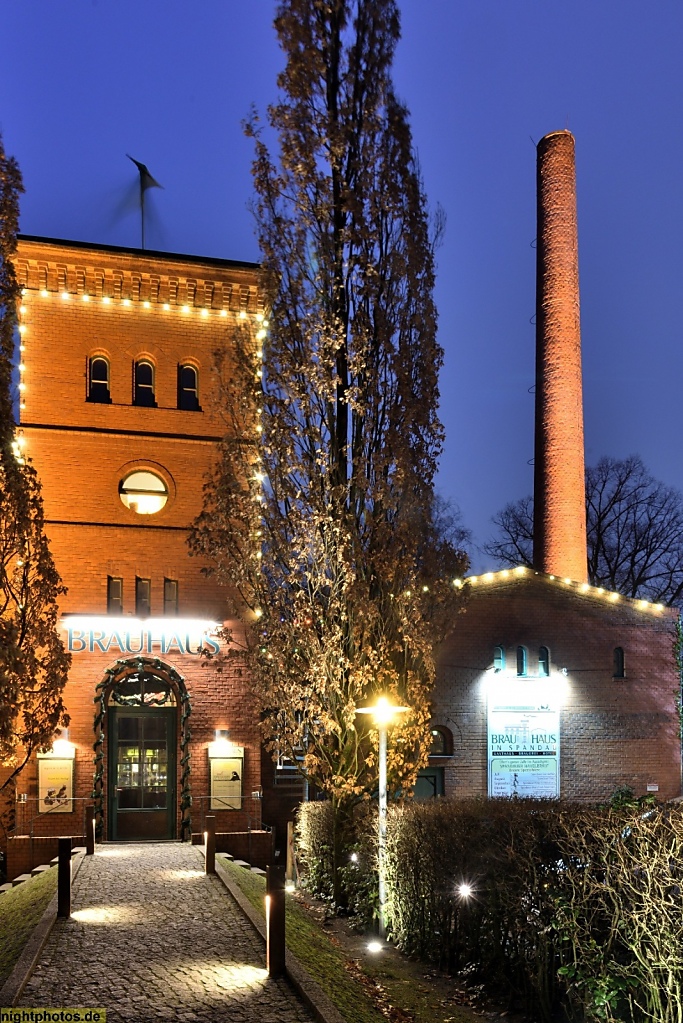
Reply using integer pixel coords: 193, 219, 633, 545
93, 657, 192, 841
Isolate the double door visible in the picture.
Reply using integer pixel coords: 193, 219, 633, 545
109, 708, 176, 840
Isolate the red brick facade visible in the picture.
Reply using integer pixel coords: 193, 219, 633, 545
4, 236, 266, 868
433, 570, 681, 802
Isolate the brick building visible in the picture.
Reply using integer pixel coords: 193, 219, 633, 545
426, 132, 681, 804
4, 235, 274, 875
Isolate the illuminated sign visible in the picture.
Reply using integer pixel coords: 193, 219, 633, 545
487, 678, 560, 798
61, 617, 221, 657
209, 747, 245, 810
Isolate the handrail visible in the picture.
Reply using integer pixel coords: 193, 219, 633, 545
9, 796, 93, 840
191, 794, 271, 835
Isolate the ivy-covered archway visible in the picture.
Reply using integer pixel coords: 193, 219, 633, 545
93, 656, 192, 840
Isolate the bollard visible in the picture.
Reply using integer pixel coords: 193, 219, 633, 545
266, 864, 286, 978
85, 805, 95, 856
57, 837, 71, 918
205, 814, 216, 875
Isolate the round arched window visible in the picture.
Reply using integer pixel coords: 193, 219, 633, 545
119, 470, 168, 515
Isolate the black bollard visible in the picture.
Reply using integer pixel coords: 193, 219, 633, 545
266, 864, 286, 978
85, 805, 95, 856
57, 837, 71, 918
205, 814, 216, 875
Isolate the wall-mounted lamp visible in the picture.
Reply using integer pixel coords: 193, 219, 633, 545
50, 729, 76, 759
208, 729, 233, 758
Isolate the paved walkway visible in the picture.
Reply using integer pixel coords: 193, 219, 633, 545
18, 843, 316, 1023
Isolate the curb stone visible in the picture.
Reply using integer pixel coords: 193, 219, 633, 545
0, 849, 87, 1006
212, 851, 347, 1023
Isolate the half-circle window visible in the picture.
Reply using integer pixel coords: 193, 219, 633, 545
133, 360, 156, 407
88, 356, 111, 403
119, 470, 168, 515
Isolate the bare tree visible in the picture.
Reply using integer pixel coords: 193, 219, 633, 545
483, 455, 683, 604
0, 135, 70, 811
192, 0, 467, 879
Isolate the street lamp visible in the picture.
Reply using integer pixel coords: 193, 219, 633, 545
357, 696, 408, 938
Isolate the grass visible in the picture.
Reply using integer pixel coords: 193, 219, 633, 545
218, 857, 479, 1023
0, 867, 57, 987
219, 856, 386, 1023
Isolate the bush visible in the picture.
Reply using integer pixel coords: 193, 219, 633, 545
297, 797, 683, 1022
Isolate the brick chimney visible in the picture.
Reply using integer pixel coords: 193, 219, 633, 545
532, 130, 588, 582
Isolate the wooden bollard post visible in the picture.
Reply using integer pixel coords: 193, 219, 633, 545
57, 837, 71, 918
85, 805, 95, 855
205, 814, 216, 875
266, 864, 286, 978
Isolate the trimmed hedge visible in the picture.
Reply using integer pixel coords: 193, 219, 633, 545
296, 797, 683, 1022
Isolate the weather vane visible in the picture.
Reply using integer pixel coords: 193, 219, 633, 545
126, 155, 162, 250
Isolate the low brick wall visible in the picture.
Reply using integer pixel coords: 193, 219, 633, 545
191, 830, 274, 869
6, 835, 85, 881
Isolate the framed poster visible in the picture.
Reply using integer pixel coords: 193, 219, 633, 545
37, 757, 74, 813
209, 747, 244, 810
488, 679, 560, 798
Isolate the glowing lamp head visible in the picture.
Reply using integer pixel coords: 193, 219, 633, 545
357, 696, 409, 728
458, 883, 473, 899
367, 940, 383, 954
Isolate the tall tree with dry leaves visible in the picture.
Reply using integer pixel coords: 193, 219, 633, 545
193, 0, 467, 872
0, 134, 70, 816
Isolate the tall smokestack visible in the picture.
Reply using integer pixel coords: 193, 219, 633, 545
533, 130, 588, 582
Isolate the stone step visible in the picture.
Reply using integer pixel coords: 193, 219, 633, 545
31, 864, 52, 876
11, 873, 32, 886
233, 859, 251, 870
250, 867, 266, 876
0, 883, 14, 895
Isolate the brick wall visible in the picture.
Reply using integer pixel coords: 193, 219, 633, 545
4, 238, 266, 853
433, 572, 681, 802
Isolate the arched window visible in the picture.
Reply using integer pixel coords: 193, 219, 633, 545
538, 646, 550, 677
428, 726, 453, 757
88, 356, 111, 403
613, 647, 625, 678
133, 360, 156, 407
516, 646, 528, 676
493, 645, 505, 672
177, 364, 200, 411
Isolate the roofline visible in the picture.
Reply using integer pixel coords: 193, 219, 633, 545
459, 566, 678, 617
17, 235, 260, 272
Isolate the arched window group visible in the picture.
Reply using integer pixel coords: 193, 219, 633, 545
87, 356, 201, 410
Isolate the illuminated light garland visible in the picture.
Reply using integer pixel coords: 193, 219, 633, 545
454, 565, 666, 614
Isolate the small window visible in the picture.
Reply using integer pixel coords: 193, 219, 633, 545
88, 357, 111, 403
107, 576, 123, 615
164, 578, 179, 616
516, 646, 528, 676
119, 470, 168, 515
613, 647, 625, 678
178, 364, 200, 411
539, 646, 550, 677
136, 577, 151, 617
428, 726, 453, 757
493, 645, 505, 671
133, 360, 156, 407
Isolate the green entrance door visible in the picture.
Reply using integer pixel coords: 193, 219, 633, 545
108, 675, 177, 841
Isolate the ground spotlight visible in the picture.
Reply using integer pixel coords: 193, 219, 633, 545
367, 940, 383, 953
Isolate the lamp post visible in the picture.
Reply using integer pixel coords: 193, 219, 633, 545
357, 696, 408, 938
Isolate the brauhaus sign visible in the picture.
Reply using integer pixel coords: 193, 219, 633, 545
61, 617, 221, 657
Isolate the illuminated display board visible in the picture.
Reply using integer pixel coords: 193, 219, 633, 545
487, 678, 560, 798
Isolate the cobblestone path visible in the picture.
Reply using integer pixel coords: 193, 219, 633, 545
19, 843, 316, 1023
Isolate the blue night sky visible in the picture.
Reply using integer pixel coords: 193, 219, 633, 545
2, 1, 682, 570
